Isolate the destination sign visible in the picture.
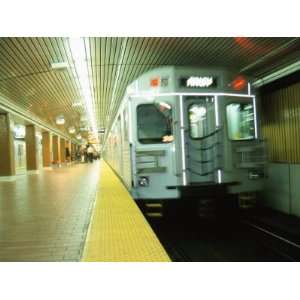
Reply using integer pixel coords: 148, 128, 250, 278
180, 76, 217, 88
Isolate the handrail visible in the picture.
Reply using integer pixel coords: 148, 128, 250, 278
187, 127, 221, 151
187, 154, 222, 164
194, 128, 221, 141
187, 141, 221, 151
186, 128, 222, 177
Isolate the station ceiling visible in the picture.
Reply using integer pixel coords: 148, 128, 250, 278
0, 37, 300, 142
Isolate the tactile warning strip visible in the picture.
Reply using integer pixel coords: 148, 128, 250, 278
82, 160, 170, 262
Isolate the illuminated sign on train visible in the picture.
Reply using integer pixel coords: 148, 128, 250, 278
180, 76, 217, 88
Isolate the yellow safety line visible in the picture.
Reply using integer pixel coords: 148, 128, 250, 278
82, 160, 171, 262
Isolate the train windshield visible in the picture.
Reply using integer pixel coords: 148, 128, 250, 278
226, 102, 255, 140
188, 97, 215, 139
137, 103, 173, 144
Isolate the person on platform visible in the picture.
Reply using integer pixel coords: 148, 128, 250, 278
87, 144, 94, 163
65, 147, 70, 162
82, 147, 87, 163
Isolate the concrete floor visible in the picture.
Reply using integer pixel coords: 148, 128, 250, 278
0, 161, 100, 261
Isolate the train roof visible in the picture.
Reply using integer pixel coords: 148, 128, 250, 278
126, 66, 251, 95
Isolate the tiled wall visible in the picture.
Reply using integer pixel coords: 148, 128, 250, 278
260, 76, 300, 217
262, 163, 300, 218
261, 81, 300, 163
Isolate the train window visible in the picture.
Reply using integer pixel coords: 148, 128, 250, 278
189, 104, 208, 138
137, 104, 173, 144
226, 103, 255, 140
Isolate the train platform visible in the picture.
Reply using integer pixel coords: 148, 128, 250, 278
82, 161, 170, 262
0, 160, 170, 262
0, 161, 100, 261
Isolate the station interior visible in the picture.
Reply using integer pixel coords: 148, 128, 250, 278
1, 37, 300, 263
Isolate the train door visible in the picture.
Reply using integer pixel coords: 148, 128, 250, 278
183, 96, 220, 184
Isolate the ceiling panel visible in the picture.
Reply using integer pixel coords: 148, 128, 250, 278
0, 37, 300, 142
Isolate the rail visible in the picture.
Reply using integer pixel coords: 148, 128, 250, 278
242, 220, 300, 261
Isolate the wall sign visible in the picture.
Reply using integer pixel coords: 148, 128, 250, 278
14, 124, 26, 139
180, 76, 217, 88
98, 128, 105, 134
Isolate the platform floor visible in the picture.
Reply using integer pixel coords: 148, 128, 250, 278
0, 160, 170, 262
82, 161, 170, 262
0, 162, 100, 261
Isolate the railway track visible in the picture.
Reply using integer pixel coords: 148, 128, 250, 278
242, 219, 300, 261
147, 213, 300, 262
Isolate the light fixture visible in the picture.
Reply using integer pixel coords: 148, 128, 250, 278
76, 134, 82, 140
72, 101, 83, 107
104, 38, 127, 140
56, 115, 65, 125
68, 126, 76, 134
80, 116, 87, 122
51, 61, 69, 71
150, 77, 160, 87
99, 128, 105, 134
231, 75, 247, 91
68, 38, 97, 135
253, 60, 300, 88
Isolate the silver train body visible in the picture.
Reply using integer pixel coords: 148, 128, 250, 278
103, 66, 266, 203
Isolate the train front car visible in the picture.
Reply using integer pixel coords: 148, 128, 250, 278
106, 66, 267, 215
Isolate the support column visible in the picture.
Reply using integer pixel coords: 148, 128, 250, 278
25, 124, 39, 171
42, 131, 51, 167
52, 135, 61, 164
71, 143, 76, 161
60, 138, 66, 163
0, 113, 15, 177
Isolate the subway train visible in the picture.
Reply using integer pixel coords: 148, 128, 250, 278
103, 66, 267, 214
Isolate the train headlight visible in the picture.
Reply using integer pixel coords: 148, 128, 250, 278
138, 176, 149, 187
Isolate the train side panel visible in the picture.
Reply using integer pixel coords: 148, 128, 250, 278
103, 101, 132, 191
128, 96, 181, 200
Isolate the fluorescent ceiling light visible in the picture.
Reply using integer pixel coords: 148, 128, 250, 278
51, 61, 69, 70
72, 101, 83, 107
56, 115, 65, 125
104, 38, 127, 140
68, 126, 76, 134
68, 38, 97, 135
253, 60, 300, 88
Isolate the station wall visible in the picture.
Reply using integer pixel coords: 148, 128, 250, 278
260, 75, 300, 217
